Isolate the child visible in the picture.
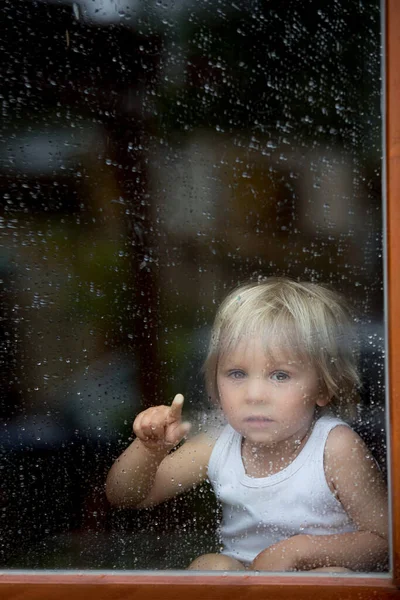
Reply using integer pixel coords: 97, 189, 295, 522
106, 278, 388, 572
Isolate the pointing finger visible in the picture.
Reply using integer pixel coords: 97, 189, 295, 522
169, 393, 184, 420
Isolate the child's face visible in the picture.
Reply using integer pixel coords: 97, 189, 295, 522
216, 336, 329, 448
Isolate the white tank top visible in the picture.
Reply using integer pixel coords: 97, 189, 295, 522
207, 414, 357, 565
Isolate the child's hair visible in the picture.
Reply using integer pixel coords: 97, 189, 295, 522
203, 277, 361, 420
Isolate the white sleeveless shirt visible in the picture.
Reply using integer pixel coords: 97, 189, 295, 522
207, 415, 357, 565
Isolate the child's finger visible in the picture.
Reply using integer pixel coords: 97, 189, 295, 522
133, 411, 160, 441
132, 412, 143, 436
169, 393, 184, 421
142, 417, 164, 440
180, 421, 191, 438
133, 414, 151, 441
166, 421, 192, 445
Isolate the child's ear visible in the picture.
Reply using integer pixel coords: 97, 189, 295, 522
316, 383, 331, 407
316, 395, 331, 408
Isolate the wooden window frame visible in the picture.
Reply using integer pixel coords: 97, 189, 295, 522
2, 0, 400, 598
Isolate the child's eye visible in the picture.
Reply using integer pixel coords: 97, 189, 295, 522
271, 371, 290, 382
228, 370, 246, 379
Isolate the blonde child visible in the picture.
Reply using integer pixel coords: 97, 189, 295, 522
106, 278, 388, 572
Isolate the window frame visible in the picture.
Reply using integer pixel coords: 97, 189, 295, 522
1, 0, 400, 597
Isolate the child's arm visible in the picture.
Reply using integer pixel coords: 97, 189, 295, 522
105, 394, 213, 508
252, 426, 388, 572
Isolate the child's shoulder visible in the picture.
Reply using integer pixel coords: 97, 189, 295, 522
323, 421, 377, 486
324, 422, 364, 458
322, 420, 387, 540
314, 414, 359, 455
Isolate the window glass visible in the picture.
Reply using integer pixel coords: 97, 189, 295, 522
0, 0, 386, 572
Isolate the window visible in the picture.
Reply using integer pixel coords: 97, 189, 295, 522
1, 0, 400, 597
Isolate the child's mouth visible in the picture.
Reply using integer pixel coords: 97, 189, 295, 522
245, 416, 274, 425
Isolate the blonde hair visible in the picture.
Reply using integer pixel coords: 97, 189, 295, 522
204, 277, 360, 420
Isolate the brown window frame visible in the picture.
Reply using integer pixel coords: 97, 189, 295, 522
1, 0, 400, 598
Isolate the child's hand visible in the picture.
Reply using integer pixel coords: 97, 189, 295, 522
133, 394, 191, 453
251, 535, 312, 572
251, 534, 356, 572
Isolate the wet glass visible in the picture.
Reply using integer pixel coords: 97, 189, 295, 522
0, 0, 386, 572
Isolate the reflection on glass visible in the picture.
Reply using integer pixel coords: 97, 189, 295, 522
0, 0, 386, 573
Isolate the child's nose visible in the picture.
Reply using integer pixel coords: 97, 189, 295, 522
246, 377, 267, 403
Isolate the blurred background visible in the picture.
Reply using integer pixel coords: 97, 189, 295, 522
0, 0, 385, 570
